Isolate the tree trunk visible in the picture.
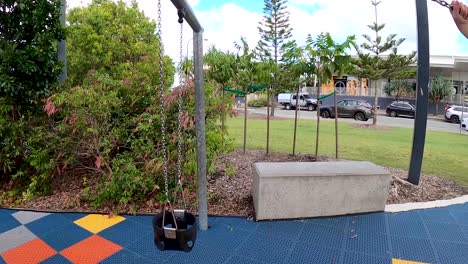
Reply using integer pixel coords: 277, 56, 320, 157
269, 94, 276, 116
243, 95, 248, 154
373, 79, 378, 125
293, 85, 300, 155
266, 88, 271, 155
434, 100, 439, 116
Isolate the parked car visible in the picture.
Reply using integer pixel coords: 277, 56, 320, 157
445, 105, 468, 123
386, 101, 416, 118
320, 99, 374, 121
462, 118, 468, 131
278, 93, 318, 111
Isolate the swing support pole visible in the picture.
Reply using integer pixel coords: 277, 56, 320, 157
408, 0, 430, 185
170, 0, 208, 231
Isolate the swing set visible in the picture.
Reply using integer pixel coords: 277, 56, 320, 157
149, 0, 455, 252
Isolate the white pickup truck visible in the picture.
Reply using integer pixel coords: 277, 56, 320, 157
277, 93, 318, 111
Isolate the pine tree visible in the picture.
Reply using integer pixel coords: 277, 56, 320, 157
257, 0, 293, 116
352, 0, 413, 125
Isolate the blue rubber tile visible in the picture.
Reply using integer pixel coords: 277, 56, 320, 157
215, 217, 258, 232
425, 221, 468, 243
341, 251, 392, 264
349, 213, 387, 234
197, 222, 251, 249
288, 243, 341, 264
390, 236, 437, 263
0, 256, 6, 264
387, 218, 428, 239
299, 222, 345, 249
0, 209, 15, 216
224, 255, 268, 264
126, 215, 153, 227
25, 214, 70, 237
40, 254, 72, 264
100, 249, 154, 264
61, 213, 88, 222
419, 207, 457, 223
448, 203, 468, 212
304, 215, 349, 230
165, 244, 230, 264
434, 240, 468, 264
345, 231, 390, 257
0, 212, 21, 234
386, 211, 422, 222
450, 210, 468, 226
99, 218, 149, 247
237, 233, 293, 263
41, 223, 92, 251
255, 220, 304, 241
127, 232, 175, 262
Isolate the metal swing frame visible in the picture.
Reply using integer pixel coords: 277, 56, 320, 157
169, 0, 208, 230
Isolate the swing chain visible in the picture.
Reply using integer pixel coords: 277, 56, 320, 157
176, 9, 187, 209
431, 0, 453, 10
157, 0, 170, 202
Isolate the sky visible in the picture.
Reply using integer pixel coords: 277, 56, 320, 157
68, 0, 468, 67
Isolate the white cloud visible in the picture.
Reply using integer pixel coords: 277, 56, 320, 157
66, 0, 467, 64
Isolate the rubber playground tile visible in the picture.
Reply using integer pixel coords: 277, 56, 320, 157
418, 207, 457, 223
165, 244, 231, 264
425, 221, 468, 243
304, 215, 349, 230
299, 222, 346, 249
60, 235, 122, 264
349, 213, 388, 234
449, 210, 468, 225
11, 211, 50, 225
390, 236, 437, 264
387, 218, 429, 239
73, 214, 125, 234
342, 251, 392, 264
214, 217, 259, 232
100, 249, 154, 264
25, 214, 70, 237
254, 220, 304, 241
433, 240, 468, 264
1, 238, 56, 264
0, 213, 21, 235
345, 231, 390, 257
0, 225, 37, 255
126, 233, 176, 263
98, 217, 149, 247
40, 254, 73, 264
237, 232, 293, 263
287, 243, 341, 264
41, 222, 93, 251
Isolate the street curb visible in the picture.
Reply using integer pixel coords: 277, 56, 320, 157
385, 195, 468, 213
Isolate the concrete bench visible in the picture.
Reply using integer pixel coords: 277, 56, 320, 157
252, 161, 390, 220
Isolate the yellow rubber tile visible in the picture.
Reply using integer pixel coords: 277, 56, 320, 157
74, 214, 125, 234
393, 259, 429, 264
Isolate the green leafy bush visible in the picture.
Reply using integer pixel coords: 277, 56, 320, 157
248, 94, 269, 107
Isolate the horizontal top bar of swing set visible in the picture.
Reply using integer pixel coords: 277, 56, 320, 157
170, 0, 203, 33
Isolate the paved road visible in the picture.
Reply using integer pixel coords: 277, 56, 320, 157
246, 107, 468, 134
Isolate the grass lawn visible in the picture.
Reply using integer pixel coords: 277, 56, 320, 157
226, 116, 468, 186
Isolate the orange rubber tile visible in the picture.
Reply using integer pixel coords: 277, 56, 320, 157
60, 235, 122, 264
2, 238, 56, 264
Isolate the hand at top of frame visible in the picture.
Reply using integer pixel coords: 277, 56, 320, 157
452, 0, 468, 38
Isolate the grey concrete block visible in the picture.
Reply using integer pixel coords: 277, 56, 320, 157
253, 161, 390, 220
0, 226, 37, 254
12, 211, 50, 225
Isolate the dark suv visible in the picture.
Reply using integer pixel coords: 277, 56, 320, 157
386, 101, 415, 118
320, 99, 374, 121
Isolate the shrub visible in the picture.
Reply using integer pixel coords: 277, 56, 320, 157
248, 94, 269, 107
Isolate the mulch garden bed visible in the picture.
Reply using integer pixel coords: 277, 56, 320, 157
1, 149, 466, 217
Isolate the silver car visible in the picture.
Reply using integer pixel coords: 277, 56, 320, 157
445, 105, 468, 123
